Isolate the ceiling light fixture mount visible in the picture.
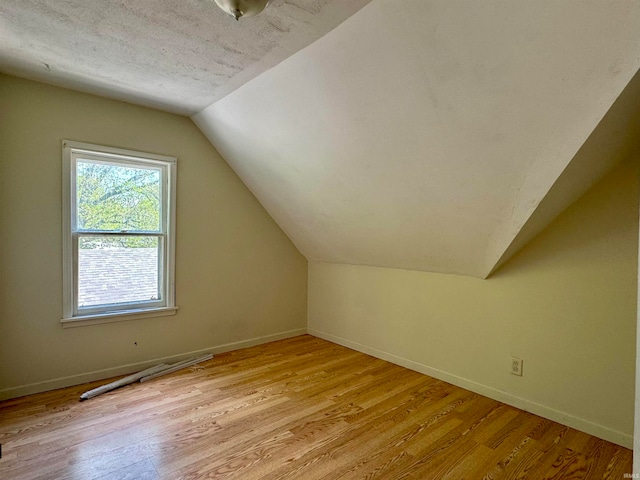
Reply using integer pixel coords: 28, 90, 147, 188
213, 0, 270, 20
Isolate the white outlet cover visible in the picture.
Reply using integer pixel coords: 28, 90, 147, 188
511, 357, 523, 376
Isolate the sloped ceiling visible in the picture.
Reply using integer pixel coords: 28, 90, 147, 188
2, 1, 640, 278
194, 0, 640, 278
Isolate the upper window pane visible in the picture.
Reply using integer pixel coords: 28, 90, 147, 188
76, 159, 161, 232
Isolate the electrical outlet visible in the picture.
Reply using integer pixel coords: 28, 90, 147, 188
511, 357, 523, 376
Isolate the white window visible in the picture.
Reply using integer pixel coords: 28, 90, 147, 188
62, 140, 177, 327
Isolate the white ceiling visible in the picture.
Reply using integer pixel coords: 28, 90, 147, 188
2, 0, 640, 278
195, 0, 640, 278
0, 0, 372, 114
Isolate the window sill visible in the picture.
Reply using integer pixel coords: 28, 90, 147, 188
61, 306, 178, 328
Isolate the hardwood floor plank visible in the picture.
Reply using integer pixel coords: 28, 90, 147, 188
324, 418, 464, 480
482, 410, 541, 451
540, 448, 593, 480
602, 447, 633, 480
482, 436, 543, 480
258, 385, 465, 480
92, 458, 159, 480
0, 335, 632, 480
440, 442, 498, 479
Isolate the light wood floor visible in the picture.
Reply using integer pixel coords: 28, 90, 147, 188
0, 335, 633, 480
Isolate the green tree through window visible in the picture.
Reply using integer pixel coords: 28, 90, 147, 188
77, 161, 161, 248
62, 140, 177, 324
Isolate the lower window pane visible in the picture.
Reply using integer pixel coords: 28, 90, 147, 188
78, 236, 161, 308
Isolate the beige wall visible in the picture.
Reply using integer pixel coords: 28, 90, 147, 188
0, 75, 307, 399
309, 159, 638, 447
1, 74, 637, 449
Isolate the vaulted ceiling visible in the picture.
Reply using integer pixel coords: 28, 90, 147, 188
2, 0, 640, 278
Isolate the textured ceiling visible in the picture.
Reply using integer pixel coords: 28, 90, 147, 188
2, 0, 640, 278
0, 0, 372, 114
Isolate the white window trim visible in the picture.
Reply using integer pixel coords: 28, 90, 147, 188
61, 140, 177, 327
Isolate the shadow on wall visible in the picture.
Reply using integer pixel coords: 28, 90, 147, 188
490, 158, 639, 282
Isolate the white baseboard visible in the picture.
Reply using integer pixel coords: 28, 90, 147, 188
0, 328, 307, 402
308, 328, 633, 449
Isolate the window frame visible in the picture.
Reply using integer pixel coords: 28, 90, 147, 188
61, 140, 177, 328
